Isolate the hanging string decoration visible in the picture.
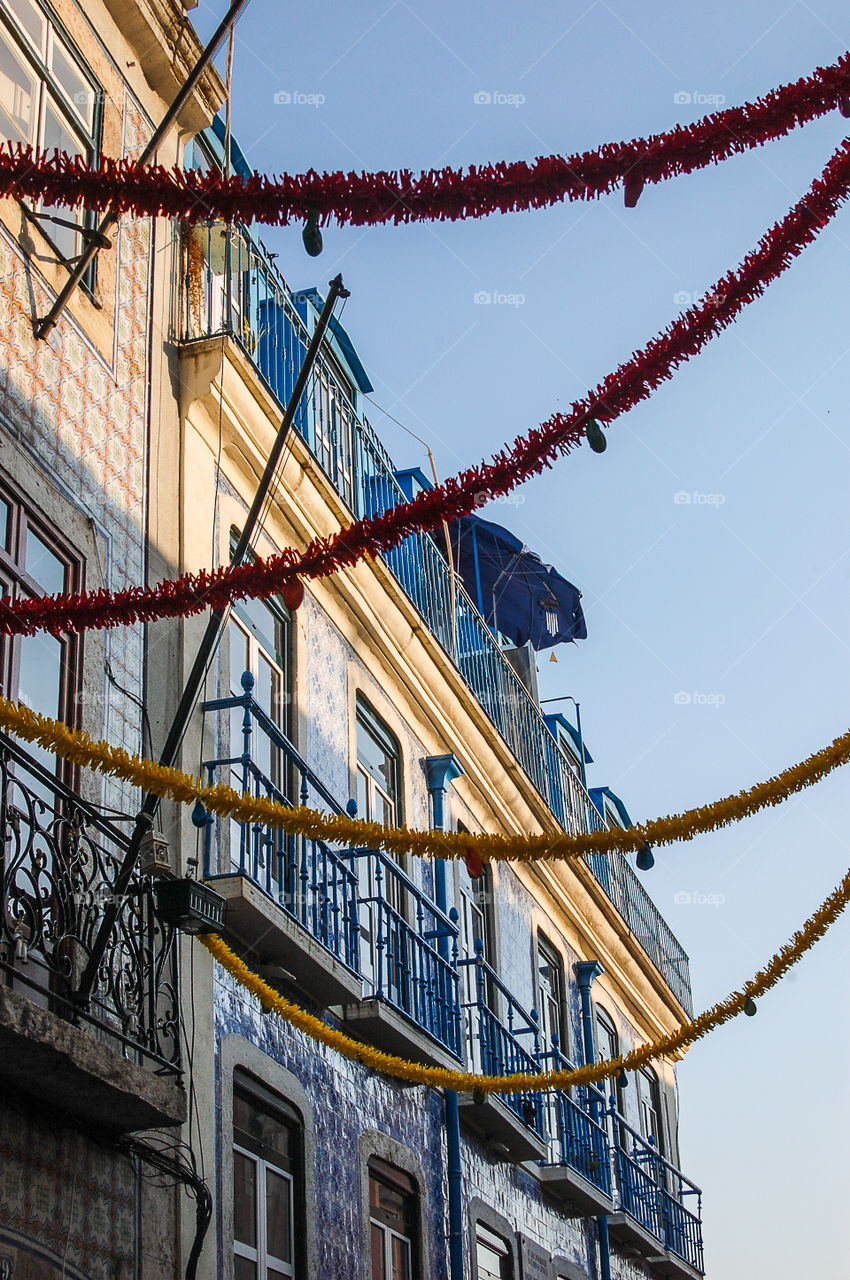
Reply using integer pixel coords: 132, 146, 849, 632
5, 136, 850, 640
1, 694, 849, 864
0, 53, 848, 227
199, 861, 850, 1092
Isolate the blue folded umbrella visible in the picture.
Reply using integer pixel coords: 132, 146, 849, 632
448, 513, 586, 650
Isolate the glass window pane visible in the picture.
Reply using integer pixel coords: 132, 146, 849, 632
371, 1222, 386, 1280
391, 1234, 411, 1280
18, 632, 62, 717
41, 100, 86, 260
25, 528, 66, 596
50, 36, 94, 130
0, 30, 37, 145
0, 497, 9, 549
234, 1258, 258, 1280
230, 621, 250, 693
233, 1151, 257, 1249
265, 1169, 292, 1265
6, 0, 45, 52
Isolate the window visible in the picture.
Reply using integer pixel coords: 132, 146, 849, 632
0, 477, 80, 775
637, 1067, 664, 1153
369, 1159, 416, 1280
537, 936, 567, 1156
229, 594, 292, 786
356, 699, 404, 984
459, 849, 495, 1067
475, 1223, 512, 1280
233, 1073, 302, 1279
356, 697, 400, 826
0, 0, 101, 264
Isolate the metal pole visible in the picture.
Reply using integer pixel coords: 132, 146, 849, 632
35, 0, 254, 340
541, 694, 587, 789
74, 275, 348, 1007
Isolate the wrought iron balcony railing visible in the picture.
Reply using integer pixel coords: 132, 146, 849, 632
0, 734, 181, 1073
183, 221, 693, 1016
201, 677, 360, 974
458, 942, 545, 1139
341, 848, 462, 1059
538, 1037, 612, 1197
611, 1109, 704, 1273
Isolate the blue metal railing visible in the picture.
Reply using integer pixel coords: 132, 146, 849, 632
183, 220, 693, 1016
538, 1037, 612, 1196
611, 1109, 704, 1272
341, 848, 462, 1058
201, 675, 360, 974
458, 942, 545, 1138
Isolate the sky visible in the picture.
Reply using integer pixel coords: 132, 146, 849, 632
188, 3, 850, 1275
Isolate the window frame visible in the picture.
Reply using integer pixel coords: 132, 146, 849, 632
355, 695, 402, 827
0, 470, 82, 743
474, 1221, 513, 1280
232, 1069, 304, 1280
0, 0, 103, 274
637, 1065, 665, 1155
368, 1157, 418, 1280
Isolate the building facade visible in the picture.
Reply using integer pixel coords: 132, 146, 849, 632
0, 4, 705, 1279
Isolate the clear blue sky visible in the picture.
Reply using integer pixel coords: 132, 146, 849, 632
191, 3, 850, 1274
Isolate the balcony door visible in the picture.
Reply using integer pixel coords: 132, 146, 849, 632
226, 587, 292, 883
537, 936, 566, 1158
458, 852, 494, 1071
355, 699, 402, 992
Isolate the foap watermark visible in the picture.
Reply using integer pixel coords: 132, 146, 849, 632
673, 288, 726, 308
473, 290, 526, 307
674, 490, 725, 507
673, 890, 726, 908
673, 90, 726, 107
473, 90, 526, 108
473, 490, 526, 508
674, 690, 726, 707
273, 90, 325, 108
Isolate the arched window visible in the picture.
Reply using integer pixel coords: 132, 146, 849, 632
368, 1158, 418, 1279
356, 696, 401, 826
232, 1071, 303, 1279
637, 1066, 665, 1154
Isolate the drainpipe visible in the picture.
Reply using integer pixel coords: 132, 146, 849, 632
575, 960, 611, 1280
425, 754, 465, 1280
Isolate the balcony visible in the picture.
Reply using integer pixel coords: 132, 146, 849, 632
0, 734, 183, 1131
201, 679, 362, 1008
339, 849, 463, 1069
607, 1112, 704, 1278
537, 1046, 614, 1216
182, 219, 693, 1018
457, 945, 547, 1162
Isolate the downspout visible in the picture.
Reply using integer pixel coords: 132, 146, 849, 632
425, 754, 465, 1280
575, 960, 611, 1280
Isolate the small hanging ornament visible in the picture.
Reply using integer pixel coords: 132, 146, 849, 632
302, 207, 323, 257
464, 846, 484, 879
839, 95, 850, 119
281, 577, 305, 612
617, 1067, 629, 1088
472, 1087, 487, 1106
636, 842, 655, 871
191, 800, 208, 828
585, 418, 607, 453
624, 173, 645, 208
744, 996, 758, 1017
549, 651, 558, 663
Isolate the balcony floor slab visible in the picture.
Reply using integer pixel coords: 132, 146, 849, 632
538, 1163, 614, 1217
210, 874, 362, 1009
0, 985, 184, 1132
458, 1093, 548, 1164
340, 996, 461, 1072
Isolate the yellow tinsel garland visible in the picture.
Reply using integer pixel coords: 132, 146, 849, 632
0, 694, 848, 863
200, 861, 850, 1093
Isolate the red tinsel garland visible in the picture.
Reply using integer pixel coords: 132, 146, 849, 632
1, 53, 849, 227
4, 137, 850, 640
